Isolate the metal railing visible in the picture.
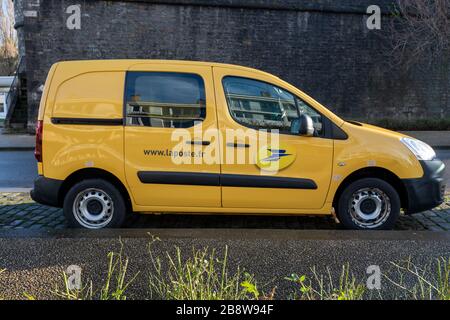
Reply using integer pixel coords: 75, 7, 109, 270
5, 57, 24, 124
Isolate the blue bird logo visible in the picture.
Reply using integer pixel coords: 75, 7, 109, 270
261, 149, 292, 162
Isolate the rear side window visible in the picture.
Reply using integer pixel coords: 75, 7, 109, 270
125, 72, 206, 128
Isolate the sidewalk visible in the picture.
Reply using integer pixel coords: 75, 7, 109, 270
401, 131, 450, 149
0, 129, 448, 150
0, 129, 35, 151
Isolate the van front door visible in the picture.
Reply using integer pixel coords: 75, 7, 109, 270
124, 64, 221, 208
214, 67, 333, 210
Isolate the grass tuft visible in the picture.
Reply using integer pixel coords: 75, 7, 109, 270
285, 264, 366, 300
147, 236, 261, 300
53, 243, 139, 300
383, 257, 450, 300
1, 241, 449, 300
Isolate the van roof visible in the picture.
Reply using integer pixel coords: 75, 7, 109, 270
45, 59, 344, 127
55, 59, 276, 78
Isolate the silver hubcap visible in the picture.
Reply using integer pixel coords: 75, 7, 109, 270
349, 188, 391, 229
73, 188, 114, 229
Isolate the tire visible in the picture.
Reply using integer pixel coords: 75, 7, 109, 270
336, 178, 400, 230
63, 179, 127, 229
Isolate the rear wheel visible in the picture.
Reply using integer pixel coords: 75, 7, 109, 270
63, 179, 127, 229
336, 178, 400, 230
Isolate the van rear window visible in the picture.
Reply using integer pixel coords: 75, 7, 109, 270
125, 72, 206, 128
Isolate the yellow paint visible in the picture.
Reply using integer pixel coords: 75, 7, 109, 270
37, 162, 43, 175
36, 60, 425, 216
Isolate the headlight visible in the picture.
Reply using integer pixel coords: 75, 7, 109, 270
400, 137, 436, 161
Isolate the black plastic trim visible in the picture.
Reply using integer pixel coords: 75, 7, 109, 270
346, 120, 363, 126
402, 159, 446, 214
187, 140, 211, 146
137, 171, 317, 189
221, 174, 317, 189
331, 123, 348, 140
51, 118, 124, 126
138, 171, 220, 186
226, 142, 251, 148
30, 175, 63, 207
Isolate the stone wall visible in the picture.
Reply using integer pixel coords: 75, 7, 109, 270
14, 0, 450, 130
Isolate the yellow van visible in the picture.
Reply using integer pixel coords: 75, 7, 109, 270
31, 60, 445, 230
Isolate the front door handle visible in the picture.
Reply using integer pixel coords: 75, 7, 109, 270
187, 140, 211, 146
227, 142, 251, 148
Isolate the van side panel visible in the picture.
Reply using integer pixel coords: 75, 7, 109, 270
42, 70, 128, 197
51, 72, 124, 119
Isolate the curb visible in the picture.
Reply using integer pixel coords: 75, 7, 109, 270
434, 146, 450, 150
0, 147, 35, 151
0, 188, 32, 192
0, 228, 449, 240
400, 131, 450, 149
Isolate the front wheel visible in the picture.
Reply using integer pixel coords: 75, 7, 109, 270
336, 178, 400, 230
63, 179, 127, 229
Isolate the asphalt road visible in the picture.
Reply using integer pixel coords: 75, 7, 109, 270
0, 151, 38, 189
0, 229, 449, 299
0, 150, 448, 190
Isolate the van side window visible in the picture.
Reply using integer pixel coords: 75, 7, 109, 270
222, 76, 323, 135
125, 72, 206, 128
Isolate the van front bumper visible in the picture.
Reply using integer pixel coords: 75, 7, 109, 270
403, 159, 446, 214
30, 175, 63, 208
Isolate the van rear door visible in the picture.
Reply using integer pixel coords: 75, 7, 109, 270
124, 64, 221, 208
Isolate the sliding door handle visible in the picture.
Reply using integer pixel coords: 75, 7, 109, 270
227, 142, 251, 148
187, 140, 211, 146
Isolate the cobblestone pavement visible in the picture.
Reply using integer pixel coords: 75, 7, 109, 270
0, 192, 449, 231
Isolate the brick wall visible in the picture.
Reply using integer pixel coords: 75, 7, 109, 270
14, 0, 450, 130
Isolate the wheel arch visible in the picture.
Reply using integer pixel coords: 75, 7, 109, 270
58, 168, 132, 211
332, 167, 408, 211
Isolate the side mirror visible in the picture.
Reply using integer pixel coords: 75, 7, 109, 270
290, 114, 315, 136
